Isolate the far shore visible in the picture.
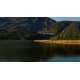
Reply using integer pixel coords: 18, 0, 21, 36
33, 40, 80, 44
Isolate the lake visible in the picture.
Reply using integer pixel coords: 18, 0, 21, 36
0, 40, 80, 62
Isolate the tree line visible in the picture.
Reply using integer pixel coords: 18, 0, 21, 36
51, 34, 80, 40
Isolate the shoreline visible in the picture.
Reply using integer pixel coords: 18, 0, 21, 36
34, 40, 80, 44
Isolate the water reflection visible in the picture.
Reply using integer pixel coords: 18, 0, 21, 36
0, 40, 80, 62
38, 43, 80, 61
40, 43, 80, 57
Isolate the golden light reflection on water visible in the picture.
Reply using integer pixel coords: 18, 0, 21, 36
0, 40, 80, 62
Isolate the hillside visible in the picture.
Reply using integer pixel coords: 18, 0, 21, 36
51, 21, 80, 40
49, 21, 72, 35
0, 17, 55, 39
0, 17, 80, 40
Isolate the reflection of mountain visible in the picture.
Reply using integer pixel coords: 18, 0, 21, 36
0, 41, 80, 61
37, 43, 80, 61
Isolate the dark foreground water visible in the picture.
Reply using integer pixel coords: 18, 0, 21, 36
0, 40, 80, 62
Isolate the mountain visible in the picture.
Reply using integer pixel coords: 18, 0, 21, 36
49, 21, 72, 35
51, 21, 80, 40
0, 17, 55, 32
0, 17, 56, 39
0, 17, 80, 40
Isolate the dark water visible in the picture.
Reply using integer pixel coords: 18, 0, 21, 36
0, 40, 80, 62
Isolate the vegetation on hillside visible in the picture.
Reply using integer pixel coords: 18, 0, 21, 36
0, 18, 80, 40
50, 22, 80, 40
51, 34, 80, 40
